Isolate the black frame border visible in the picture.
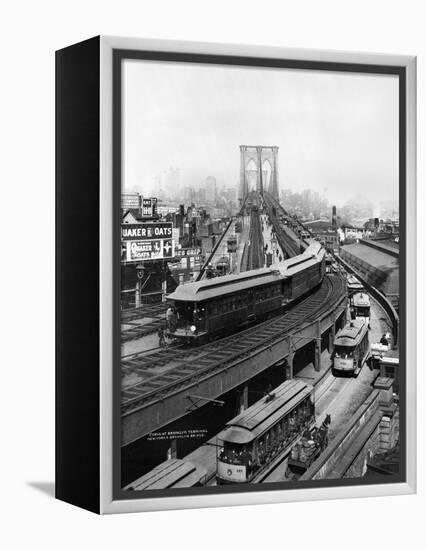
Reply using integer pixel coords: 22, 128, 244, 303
56, 36, 101, 513
112, 48, 407, 502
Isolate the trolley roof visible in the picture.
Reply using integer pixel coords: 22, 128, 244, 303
347, 275, 363, 288
167, 241, 324, 303
124, 459, 206, 491
352, 292, 370, 307
218, 380, 313, 445
167, 267, 282, 302
334, 320, 368, 346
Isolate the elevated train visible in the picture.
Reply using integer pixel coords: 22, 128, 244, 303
166, 241, 326, 345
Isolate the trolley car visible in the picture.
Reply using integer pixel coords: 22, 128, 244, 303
347, 274, 364, 296
166, 242, 326, 345
215, 255, 230, 276
350, 292, 371, 326
332, 319, 369, 376
216, 380, 315, 484
124, 458, 207, 491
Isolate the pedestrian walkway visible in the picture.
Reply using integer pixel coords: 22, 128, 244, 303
260, 213, 286, 265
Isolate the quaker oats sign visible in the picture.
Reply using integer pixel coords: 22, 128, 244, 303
121, 222, 174, 261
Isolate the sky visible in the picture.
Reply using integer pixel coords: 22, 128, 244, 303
123, 59, 399, 207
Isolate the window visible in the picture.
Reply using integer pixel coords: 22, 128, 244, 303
334, 345, 354, 358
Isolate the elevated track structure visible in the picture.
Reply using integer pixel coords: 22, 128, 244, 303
121, 273, 347, 446
334, 253, 399, 345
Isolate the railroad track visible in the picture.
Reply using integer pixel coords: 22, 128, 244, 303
247, 209, 265, 270
121, 303, 168, 342
121, 274, 346, 417
122, 302, 167, 322
241, 209, 264, 271
263, 192, 308, 256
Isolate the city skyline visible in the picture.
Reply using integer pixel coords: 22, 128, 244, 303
123, 59, 399, 207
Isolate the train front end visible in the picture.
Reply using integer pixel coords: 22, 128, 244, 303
333, 346, 356, 373
216, 437, 253, 485
165, 284, 208, 345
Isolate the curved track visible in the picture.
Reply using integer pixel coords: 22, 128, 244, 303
121, 274, 346, 417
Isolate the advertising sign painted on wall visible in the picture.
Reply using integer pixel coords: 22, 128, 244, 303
121, 222, 172, 241
227, 236, 237, 253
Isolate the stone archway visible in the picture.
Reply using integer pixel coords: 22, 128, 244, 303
239, 145, 279, 201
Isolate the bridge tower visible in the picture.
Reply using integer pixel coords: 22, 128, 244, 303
239, 145, 279, 201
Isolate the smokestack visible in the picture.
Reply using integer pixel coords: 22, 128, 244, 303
332, 205, 337, 229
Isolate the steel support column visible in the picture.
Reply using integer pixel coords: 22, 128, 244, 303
239, 385, 249, 413
286, 336, 294, 379
328, 321, 336, 353
314, 320, 321, 372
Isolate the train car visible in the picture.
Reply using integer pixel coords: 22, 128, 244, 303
325, 255, 333, 273
124, 458, 207, 491
350, 292, 371, 326
332, 319, 369, 376
166, 242, 326, 345
347, 274, 364, 296
216, 380, 315, 484
215, 255, 230, 276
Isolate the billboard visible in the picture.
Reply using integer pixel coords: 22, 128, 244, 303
227, 236, 237, 253
121, 222, 172, 241
141, 197, 157, 217
121, 222, 174, 262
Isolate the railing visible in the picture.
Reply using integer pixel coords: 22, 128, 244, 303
333, 254, 399, 346
358, 238, 399, 259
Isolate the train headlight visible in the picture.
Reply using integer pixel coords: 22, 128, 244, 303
190, 325, 196, 333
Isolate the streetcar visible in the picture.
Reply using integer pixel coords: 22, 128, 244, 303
350, 292, 371, 326
332, 319, 369, 376
346, 274, 364, 296
215, 255, 230, 276
166, 242, 326, 345
124, 458, 207, 491
216, 380, 315, 484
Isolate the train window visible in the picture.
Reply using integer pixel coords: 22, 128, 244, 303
334, 345, 354, 358
219, 443, 253, 467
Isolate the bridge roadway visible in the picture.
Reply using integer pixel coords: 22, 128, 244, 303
263, 192, 308, 257
121, 274, 347, 446
241, 208, 264, 271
